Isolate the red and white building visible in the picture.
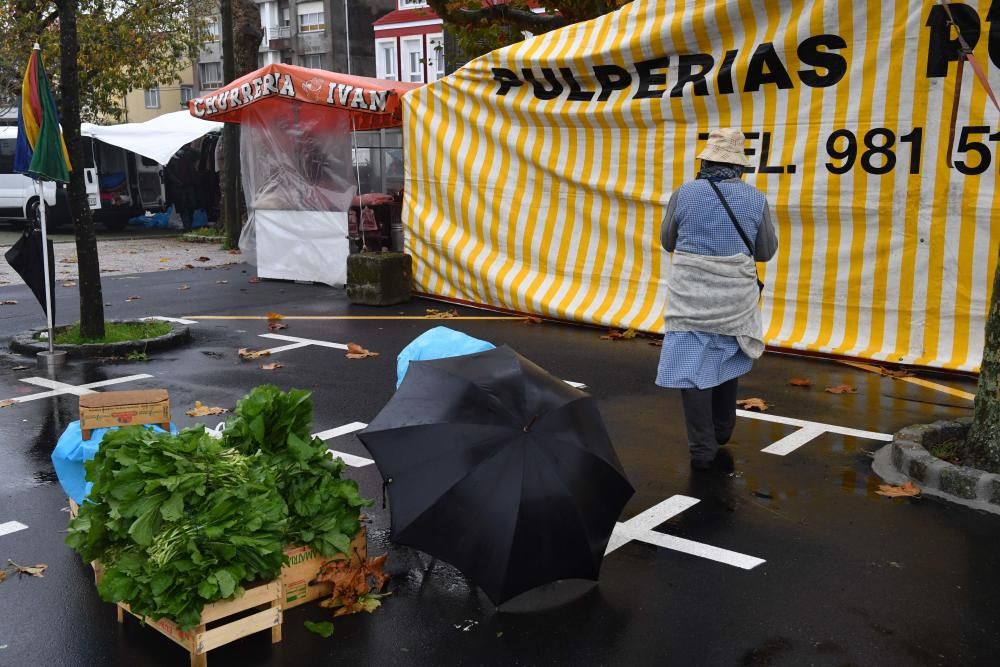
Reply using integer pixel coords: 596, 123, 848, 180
373, 1, 446, 84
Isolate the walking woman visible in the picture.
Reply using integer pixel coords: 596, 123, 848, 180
655, 129, 778, 470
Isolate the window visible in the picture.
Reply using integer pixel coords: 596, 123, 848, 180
399, 0, 428, 8
0, 138, 16, 174
297, 2, 325, 32
376, 39, 397, 81
281, 7, 290, 26
180, 85, 194, 105
205, 17, 220, 42
144, 87, 160, 108
301, 53, 325, 70
199, 62, 223, 90
427, 34, 445, 82
401, 37, 424, 83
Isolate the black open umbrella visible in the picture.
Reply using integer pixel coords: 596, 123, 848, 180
358, 345, 634, 605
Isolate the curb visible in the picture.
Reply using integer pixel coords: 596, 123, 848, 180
180, 233, 226, 244
9, 321, 191, 359
884, 417, 1000, 508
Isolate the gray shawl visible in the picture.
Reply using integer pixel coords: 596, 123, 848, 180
663, 250, 764, 359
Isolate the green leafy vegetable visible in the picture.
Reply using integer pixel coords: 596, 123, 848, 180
304, 620, 335, 638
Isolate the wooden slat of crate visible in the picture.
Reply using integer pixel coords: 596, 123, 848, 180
200, 581, 282, 623
197, 607, 281, 654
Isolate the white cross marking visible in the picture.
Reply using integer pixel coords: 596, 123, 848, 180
0, 521, 28, 537
6, 374, 153, 404
142, 316, 198, 325
257, 333, 349, 354
737, 410, 893, 456
606, 495, 765, 570
313, 421, 373, 468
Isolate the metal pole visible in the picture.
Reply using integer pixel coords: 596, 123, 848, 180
343, 0, 352, 76
37, 180, 55, 353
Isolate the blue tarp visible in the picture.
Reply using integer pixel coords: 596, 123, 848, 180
52, 421, 176, 505
396, 326, 495, 388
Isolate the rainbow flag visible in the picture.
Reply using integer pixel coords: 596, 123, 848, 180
14, 45, 71, 183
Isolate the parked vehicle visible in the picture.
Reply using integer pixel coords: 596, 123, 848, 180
83, 137, 166, 231
0, 126, 73, 229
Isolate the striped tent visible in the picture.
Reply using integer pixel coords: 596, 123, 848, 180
403, 0, 1000, 371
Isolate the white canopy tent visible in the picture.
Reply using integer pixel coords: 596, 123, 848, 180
81, 111, 222, 166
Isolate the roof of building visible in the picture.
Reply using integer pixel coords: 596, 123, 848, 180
373, 7, 441, 27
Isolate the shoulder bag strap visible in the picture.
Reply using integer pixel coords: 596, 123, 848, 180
706, 179, 755, 256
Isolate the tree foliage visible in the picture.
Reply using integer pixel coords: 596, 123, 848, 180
0, 0, 213, 120
426, 0, 627, 63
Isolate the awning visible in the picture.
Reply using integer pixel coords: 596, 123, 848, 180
187, 63, 419, 130
81, 111, 222, 166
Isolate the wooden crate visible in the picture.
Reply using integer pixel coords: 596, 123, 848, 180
116, 580, 283, 667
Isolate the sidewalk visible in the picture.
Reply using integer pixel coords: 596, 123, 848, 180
0, 237, 241, 287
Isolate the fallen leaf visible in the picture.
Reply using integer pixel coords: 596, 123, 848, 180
345, 343, 379, 359
304, 620, 334, 638
62, 282, 76, 288
0, 399, 15, 408
1, 300, 17, 305
159, 257, 169, 263
183, 264, 194, 269
7, 560, 47, 577
260, 362, 283, 370
228, 248, 242, 255
523, 316, 542, 324
825, 384, 858, 394
788, 377, 812, 387
600, 330, 622, 340
620, 328, 638, 340
248, 277, 261, 283
648, 340, 663, 347
215, 280, 228, 284
737, 398, 769, 412
876, 481, 921, 498
876, 367, 914, 379
317, 551, 389, 617
238, 348, 271, 360
185, 401, 228, 417
267, 322, 287, 331
178, 285, 190, 291
126, 295, 141, 301
0, 570, 6, 583
195, 256, 211, 262
425, 308, 458, 319
266, 312, 284, 321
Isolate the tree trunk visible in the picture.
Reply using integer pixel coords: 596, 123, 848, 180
966, 244, 1000, 473
57, 0, 104, 338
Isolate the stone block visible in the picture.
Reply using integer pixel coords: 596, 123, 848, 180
907, 455, 948, 485
939, 466, 982, 500
931, 420, 967, 443
989, 476, 1000, 506
892, 439, 923, 471
895, 424, 935, 446
346, 252, 413, 306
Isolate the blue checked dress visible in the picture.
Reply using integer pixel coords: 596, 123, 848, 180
655, 178, 776, 390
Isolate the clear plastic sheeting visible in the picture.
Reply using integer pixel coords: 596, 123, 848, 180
240, 104, 355, 213
254, 209, 349, 286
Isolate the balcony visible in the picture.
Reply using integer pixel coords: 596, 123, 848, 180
266, 25, 291, 51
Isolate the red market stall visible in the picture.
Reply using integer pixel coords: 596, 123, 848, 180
188, 64, 419, 286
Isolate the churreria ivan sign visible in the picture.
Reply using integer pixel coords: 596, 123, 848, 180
403, 0, 1000, 372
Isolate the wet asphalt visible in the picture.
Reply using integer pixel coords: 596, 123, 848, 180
0, 263, 996, 667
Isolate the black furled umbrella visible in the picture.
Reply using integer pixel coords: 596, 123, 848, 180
4, 226, 55, 322
358, 345, 634, 605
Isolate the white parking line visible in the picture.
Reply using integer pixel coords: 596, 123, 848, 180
606, 495, 765, 570
6, 374, 153, 404
313, 422, 374, 468
258, 333, 349, 354
738, 410, 892, 456
0, 521, 28, 537
142, 316, 199, 325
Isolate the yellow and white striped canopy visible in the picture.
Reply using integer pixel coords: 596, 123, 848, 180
403, 0, 1000, 371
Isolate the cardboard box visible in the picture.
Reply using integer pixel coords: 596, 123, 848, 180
280, 528, 367, 609
79, 389, 170, 439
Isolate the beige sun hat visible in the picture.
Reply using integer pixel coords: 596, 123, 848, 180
696, 128, 750, 167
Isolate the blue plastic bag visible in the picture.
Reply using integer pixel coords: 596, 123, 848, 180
192, 208, 209, 229
52, 421, 176, 505
129, 205, 174, 229
396, 326, 495, 388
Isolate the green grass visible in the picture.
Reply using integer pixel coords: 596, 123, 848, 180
929, 438, 965, 466
186, 226, 224, 237
51, 321, 172, 345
